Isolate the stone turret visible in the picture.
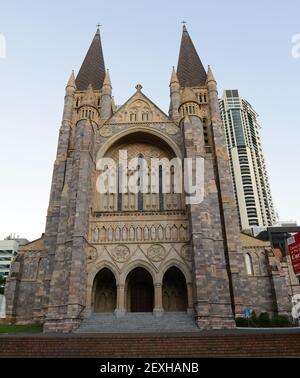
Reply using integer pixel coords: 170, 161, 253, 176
206, 66, 219, 122
169, 67, 180, 122
62, 71, 76, 125
176, 26, 237, 329
100, 69, 113, 120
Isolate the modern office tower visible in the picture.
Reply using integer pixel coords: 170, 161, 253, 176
0, 238, 29, 277
220, 90, 276, 230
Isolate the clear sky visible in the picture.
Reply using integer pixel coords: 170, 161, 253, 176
0, 0, 299, 241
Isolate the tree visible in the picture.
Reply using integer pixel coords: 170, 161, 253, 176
0, 275, 6, 295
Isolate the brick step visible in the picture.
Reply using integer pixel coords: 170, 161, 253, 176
1, 333, 300, 358
76, 312, 200, 333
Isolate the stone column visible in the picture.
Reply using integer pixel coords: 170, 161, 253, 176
207, 66, 245, 319
182, 112, 236, 329
4, 260, 21, 322
169, 67, 180, 122
100, 70, 112, 120
154, 283, 164, 317
187, 283, 194, 315
115, 284, 126, 317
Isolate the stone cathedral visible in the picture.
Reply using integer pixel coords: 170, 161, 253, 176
5, 27, 299, 332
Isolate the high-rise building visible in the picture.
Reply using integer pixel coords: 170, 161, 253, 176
219, 90, 276, 230
0, 238, 29, 277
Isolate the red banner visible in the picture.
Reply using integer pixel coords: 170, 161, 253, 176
288, 233, 300, 276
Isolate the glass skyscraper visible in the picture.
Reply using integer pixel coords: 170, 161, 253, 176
220, 90, 276, 230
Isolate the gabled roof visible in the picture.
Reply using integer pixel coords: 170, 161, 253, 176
75, 29, 106, 91
19, 236, 45, 252
240, 232, 271, 248
177, 26, 207, 87
105, 87, 170, 124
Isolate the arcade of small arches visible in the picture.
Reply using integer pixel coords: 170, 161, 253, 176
88, 265, 193, 315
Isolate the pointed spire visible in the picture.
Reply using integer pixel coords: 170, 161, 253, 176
103, 69, 112, 87
67, 70, 76, 88
207, 65, 216, 83
75, 29, 106, 91
170, 66, 179, 85
177, 26, 207, 87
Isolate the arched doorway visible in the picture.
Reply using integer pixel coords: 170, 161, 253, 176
126, 268, 154, 312
93, 268, 117, 313
162, 267, 188, 312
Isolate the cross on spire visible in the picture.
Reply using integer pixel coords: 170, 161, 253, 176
96, 23, 102, 30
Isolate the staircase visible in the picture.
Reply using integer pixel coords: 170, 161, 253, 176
76, 312, 200, 334
1, 332, 300, 358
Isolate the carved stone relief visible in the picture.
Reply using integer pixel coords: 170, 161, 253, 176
147, 244, 166, 262
87, 247, 98, 263
110, 245, 130, 263
181, 245, 192, 262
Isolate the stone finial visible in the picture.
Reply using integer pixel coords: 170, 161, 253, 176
111, 96, 117, 112
135, 84, 143, 92
87, 83, 93, 91
103, 69, 112, 87
66, 70, 76, 88
170, 67, 179, 85
207, 65, 216, 83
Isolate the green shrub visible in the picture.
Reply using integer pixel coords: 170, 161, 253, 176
236, 317, 249, 327
257, 312, 271, 327
271, 315, 291, 328
236, 312, 292, 328
0, 324, 43, 334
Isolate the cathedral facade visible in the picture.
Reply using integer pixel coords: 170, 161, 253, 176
5, 27, 299, 332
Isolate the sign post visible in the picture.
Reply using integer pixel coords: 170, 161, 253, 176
244, 308, 253, 327
288, 233, 300, 277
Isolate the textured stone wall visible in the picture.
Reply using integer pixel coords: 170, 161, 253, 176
43, 118, 96, 332
182, 113, 235, 329
5, 251, 43, 323
4, 81, 300, 332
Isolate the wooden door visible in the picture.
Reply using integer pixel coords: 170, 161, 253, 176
131, 283, 153, 312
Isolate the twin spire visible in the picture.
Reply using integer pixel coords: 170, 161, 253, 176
74, 25, 209, 92
75, 28, 106, 90
177, 25, 207, 87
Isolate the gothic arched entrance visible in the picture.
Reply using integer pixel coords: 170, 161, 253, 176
162, 267, 188, 312
93, 268, 117, 313
126, 268, 154, 312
